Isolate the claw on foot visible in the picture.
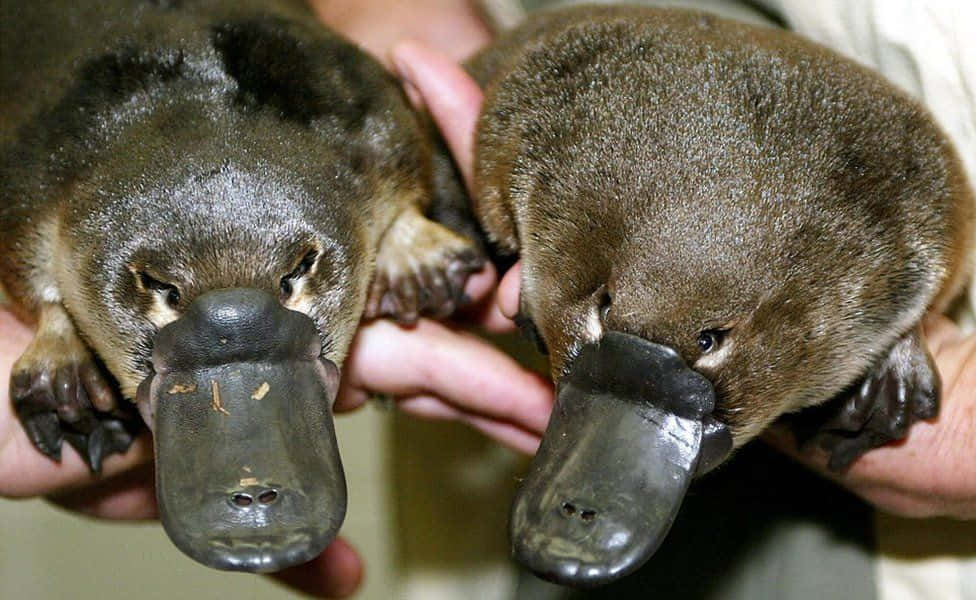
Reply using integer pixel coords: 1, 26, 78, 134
365, 209, 484, 323
10, 304, 141, 472
12, 359, 140, 472
786, 326, 940, 471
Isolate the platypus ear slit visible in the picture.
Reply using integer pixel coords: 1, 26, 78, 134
287, 248, 320, 279
597, 286, 612, 323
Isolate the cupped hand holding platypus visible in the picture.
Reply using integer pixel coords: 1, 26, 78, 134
390, 40, 976, 520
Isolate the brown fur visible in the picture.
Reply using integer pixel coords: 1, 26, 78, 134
466, 6, 974, 444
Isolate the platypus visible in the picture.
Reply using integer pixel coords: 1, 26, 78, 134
459, 5, 974, 587
0, 0, 482, 572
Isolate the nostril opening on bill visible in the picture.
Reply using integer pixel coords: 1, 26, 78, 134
231, 493, 253, 507
258, 489, 278, 504
560, 502, 596, 521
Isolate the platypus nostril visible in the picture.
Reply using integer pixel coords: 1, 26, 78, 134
258, 489, 279, 504
231, 493, 253, 507
560, 502, 597, 521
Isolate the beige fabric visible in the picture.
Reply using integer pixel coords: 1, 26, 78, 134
874, 513, 976, 600
479, 0, 773, 29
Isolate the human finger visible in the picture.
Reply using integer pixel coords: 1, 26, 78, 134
398, 394, 543, 454
334, 261, 503, 414
270, 537, 364, 599
338, 319, 553, 435
497, 261, 521, 321
46, 460, 158, 520
921, 312, 967, 354
461, 259, 499, 306
457, 261, 523, 334
391, 40, 484, 194
452, 260, 517, 333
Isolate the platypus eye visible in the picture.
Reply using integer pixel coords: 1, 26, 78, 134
280, 249, 319, 297
138, 271, 181, 309
697, 329, 729, 353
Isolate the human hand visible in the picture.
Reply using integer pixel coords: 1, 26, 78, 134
336, 289, 552, 455
310, 0, 492, 68
766, 313, 976, 519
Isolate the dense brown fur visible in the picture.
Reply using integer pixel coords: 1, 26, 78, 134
0, 0, 482, 463
466, 6, 973, 446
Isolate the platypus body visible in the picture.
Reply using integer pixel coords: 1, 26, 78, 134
0, 0, 482, 572
463, 5, 974, 587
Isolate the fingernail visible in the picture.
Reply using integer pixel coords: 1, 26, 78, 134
402, 78, 423, 109
390, 42, 417, 84
392, 43, 424, 109
334, 387, 369, 412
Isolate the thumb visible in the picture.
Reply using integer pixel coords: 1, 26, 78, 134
391, 40, 484, 195
270, 537, 364, 598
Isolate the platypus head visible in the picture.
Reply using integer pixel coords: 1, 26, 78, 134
61, 148, 374, 571
49, 21, 429, 571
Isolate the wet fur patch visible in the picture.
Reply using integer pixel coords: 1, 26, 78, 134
212, 19, 372, 127
42, 48, 184, 140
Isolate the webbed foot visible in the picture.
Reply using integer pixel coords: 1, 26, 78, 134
365, 209, 484, 323
11, 305, 140, 472
791, 326, 939, 471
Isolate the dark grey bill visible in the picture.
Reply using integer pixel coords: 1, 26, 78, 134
510, 331, 732, 588
137, 288, 346, 572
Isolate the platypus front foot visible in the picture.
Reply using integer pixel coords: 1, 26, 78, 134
365, 208, 484, 323
10, 304, 140, 472
791, 326, 939, 471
